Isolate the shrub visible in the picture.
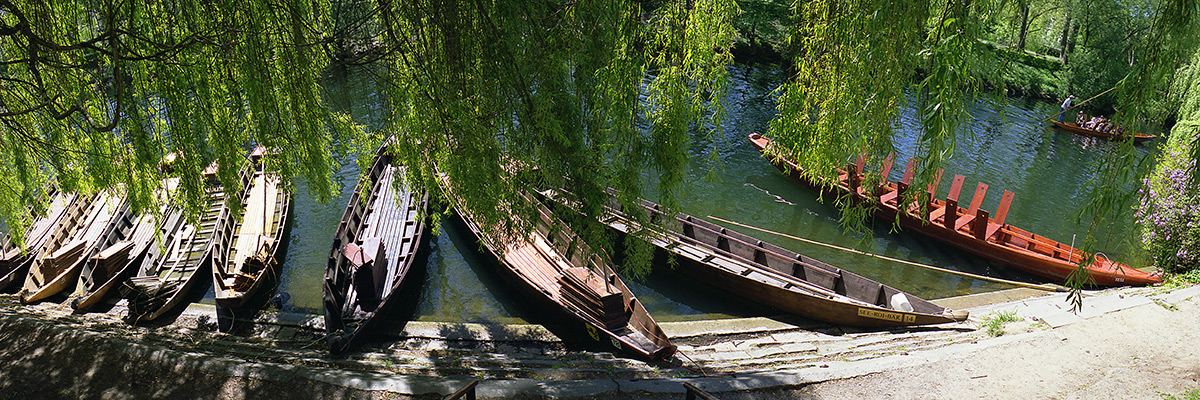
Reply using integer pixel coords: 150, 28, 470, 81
1137, 152, 1200, 274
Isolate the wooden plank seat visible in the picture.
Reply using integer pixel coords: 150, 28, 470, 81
882, 158, 918, 205
954, 182, 989, 232
941, 175, 966, 228
985, 190, 1015, 240
559, 267, 626, 330
672, 217, 845, 297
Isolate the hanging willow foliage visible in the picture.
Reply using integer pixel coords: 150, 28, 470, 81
769, 0, 1200, 301
0, 0, 737, 278
0, 0, 350, 246
768, 0, 1001, 235
376, 0, 737, 278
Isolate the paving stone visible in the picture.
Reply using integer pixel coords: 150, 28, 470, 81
707, 351, 751, 362
782, 342, 818, 353
745, 347, 786, 359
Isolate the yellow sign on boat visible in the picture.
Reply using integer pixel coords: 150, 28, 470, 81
858, 307, 917, 323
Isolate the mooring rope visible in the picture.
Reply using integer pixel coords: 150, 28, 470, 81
705, 215, 1067, 292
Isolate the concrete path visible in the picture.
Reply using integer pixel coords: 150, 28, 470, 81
0, 284, 1197, 399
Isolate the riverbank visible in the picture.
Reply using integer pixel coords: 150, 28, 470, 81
1, 283, 1196, 399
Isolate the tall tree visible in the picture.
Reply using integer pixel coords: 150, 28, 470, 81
1058, 10, 1072, 63
377, 0, 738, 277
0, 0, 348, 246
0, 0, 738, 278
1016, 0, 1031, 50
769, 0, 1200, 300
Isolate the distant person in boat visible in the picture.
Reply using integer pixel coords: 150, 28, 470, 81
1076, 112, 1086, 125
1058, 95, 1075, 123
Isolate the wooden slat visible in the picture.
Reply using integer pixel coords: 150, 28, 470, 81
880, 185, 900, 204
879, 152, 896, 182
984, 191, 1015, 239
900, 158, 917, 185
994, 190, 1015, 226
947, 174, 966, 202
926, 169, 944, 198
954, 182, 989, 231
854, 153, 868, 175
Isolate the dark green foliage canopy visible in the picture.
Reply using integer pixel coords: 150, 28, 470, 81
0, 0, 737, 277
0, 0, 344, 244
2, 0, 1199, 283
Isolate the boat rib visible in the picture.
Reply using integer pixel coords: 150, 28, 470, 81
442, 176, 676, 362
749, 133, 1161, 286
126, 165, 248, 323
213, 146, 291, 311
0, 189, 78, 292
580, 190, 967, 327
324, 143, 429, 355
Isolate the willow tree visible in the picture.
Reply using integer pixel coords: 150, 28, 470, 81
0, 0, 350, 247
768, 0, 1200, 297
0, 0, 739, 277
363, 0, 738, 278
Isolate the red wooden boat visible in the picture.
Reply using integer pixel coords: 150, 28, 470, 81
1048, 120, 1156, 142
442, 176, 676, 362
749, 133, 1161, 286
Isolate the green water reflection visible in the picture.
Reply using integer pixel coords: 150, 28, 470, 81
272, 63, 1159, 324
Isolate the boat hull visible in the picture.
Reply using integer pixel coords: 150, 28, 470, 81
749, 133, 1160, 287
447, 210, 676, 361
442, 177, 675, 363
324, 144, 430, 355
591, 194, 963, 328
0, 191, 78, 292
1048, 120, 1155, 142
20, 193, 131, 303
126, 168, 246, 323
213, 150, 291, 314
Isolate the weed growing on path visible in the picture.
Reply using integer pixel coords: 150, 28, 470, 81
1161, 388, 1200, 400
982, 310, 1021, 337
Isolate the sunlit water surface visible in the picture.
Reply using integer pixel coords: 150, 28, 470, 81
262, 64, 1159, 325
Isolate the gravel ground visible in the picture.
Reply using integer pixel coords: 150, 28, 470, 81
1, 286, 1198, 399
804, 290, 1200, 400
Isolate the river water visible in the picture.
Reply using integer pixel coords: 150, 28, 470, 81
270, 64, 1159, 324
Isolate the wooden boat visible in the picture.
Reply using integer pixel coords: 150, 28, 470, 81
323, 144, 429, 355
19, 191, 133, 303
126, 164, 248, 322
441, 176, 676, 362
749, 133, 1162, 286
71, 179, 186, 311
212, 146, 291, 310
587, 191, 968, 327
0, 189, 79, 292
1048, 120, 1156, 142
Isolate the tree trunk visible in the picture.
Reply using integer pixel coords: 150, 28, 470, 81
1058, 13, 1072, 64
1016, 0, 1030, 50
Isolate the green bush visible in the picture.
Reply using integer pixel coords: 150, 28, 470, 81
1137, 149, 1200, 275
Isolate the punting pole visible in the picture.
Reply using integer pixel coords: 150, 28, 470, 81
706, 215, 1068, 292
1041, 86, 1118, 123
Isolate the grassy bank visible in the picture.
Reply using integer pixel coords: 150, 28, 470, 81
728, 4, 1069, 102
